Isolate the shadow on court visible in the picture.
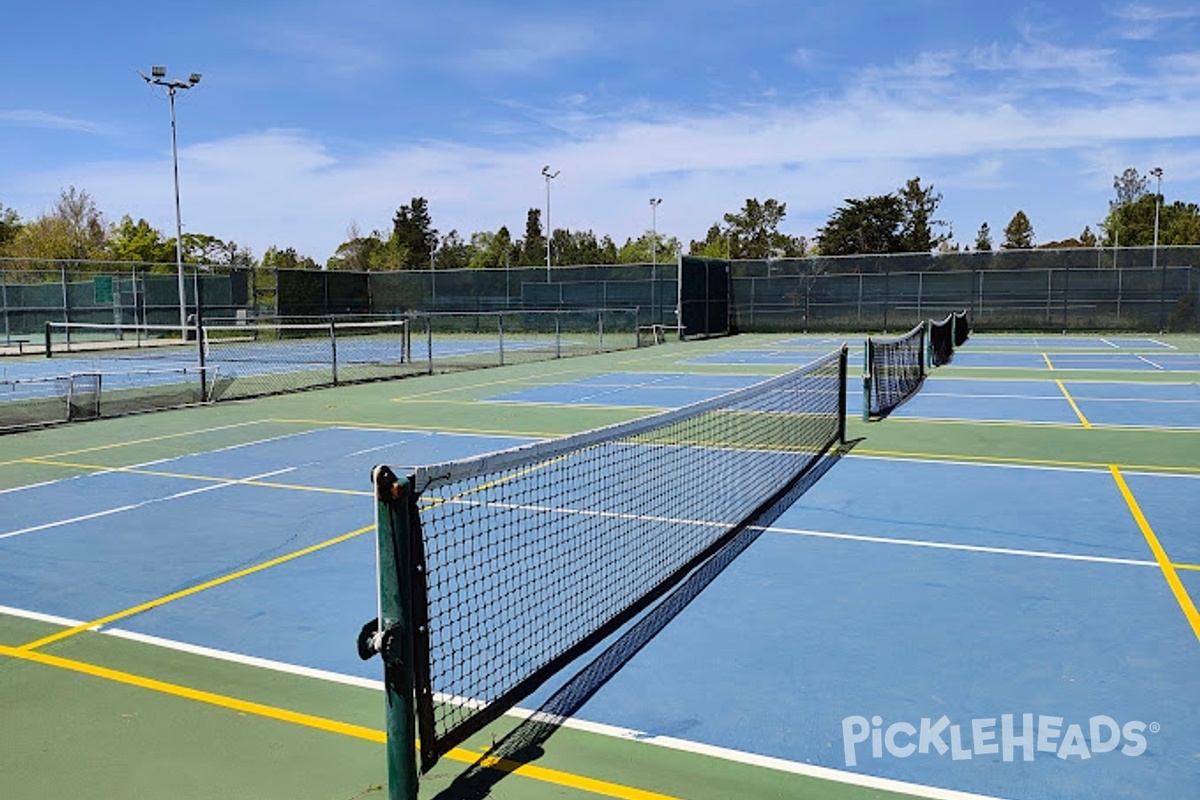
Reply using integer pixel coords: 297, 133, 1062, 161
432, 439, 861, 800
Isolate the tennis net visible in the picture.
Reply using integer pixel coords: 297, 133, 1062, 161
863, 323, 926, 419
364, 346, 848, 775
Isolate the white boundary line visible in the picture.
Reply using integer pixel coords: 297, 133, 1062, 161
0, 467, 296, 541
0, 604, 1006, 800
765, 526, 1160, 568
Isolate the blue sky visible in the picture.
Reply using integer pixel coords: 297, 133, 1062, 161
2, 1, 1198, 262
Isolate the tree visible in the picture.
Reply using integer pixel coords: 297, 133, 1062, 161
6, 186, 109, 260
390, 197, 438, 270
548, 229, 618, 265
519, 208, 545, 266
817, 195, 905, 256
1112, 167, 1149, 210
722, 198, 805, 258
1002, 211, 1034, 249
261, 245, 319, 270
53, 186, 108, 259
974, 222, 993, 252
688, 198, 805, 259
617, 231, 683, 264
3, 217, 77, 260
898, 178, 950, 252
468, 226, 517, 269
433, 230, 471, 270
0, 203, 21, 250
1079, 225, 1098, 248
108, 215, 174, 264
689, 223, 733, 258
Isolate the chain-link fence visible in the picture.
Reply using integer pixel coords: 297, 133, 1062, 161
3, 248, 1198, 350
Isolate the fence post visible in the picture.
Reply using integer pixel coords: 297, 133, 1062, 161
1, 267, 9, 345
330, 319, 339, 386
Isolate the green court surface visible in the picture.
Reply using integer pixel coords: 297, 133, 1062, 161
2, 333, 1198, 800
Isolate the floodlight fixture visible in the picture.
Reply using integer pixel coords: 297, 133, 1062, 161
189, 73, 202, 85
152, 65, 166, 78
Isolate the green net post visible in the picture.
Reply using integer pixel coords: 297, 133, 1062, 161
861, 338, 871, 423
838, 344, 848, 442
370, 466, 420, 800
924, 320, 933, 369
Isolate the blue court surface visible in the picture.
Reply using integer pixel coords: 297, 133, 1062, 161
484, 372, 768, 407
687, 348, 858, 366
3, 421, 1197, 800
5, 330, 1199, 800
968, 336, 1175, 350
891, 378, 1200, 428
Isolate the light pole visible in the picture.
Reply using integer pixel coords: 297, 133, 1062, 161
649, 198, 662, 267
649, 198, 662, 322
1151, 166, 1164, 328
140, 66, 201, 337
542, 165, 559, 281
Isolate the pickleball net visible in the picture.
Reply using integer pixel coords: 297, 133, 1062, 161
864, 322, 926, 419
929, 313, 954, 367
363, 345, 848, 779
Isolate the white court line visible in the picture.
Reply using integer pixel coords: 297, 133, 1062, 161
1148, 338, 1177, 349
765, 526, 1159, 568
2, 426, 324, 495
0, 603, 1006, 800
0, 467, 295, 541
1133, 353, 1165, 370
1099, 337, 1120, 349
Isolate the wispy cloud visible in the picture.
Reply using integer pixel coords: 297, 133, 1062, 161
0, 109, 110, 134
1108, 2, 1200, 40
251, 27, 390, 77
461, 20, 602, 75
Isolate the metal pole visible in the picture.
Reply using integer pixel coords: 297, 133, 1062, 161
169, 87, 187, 338
542, 166, 559, 282
1151, 167, 1164, 329
141, 67, 201, 338
650, 198, 661, 323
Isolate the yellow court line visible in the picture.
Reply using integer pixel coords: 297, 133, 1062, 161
0, 645, 680, 800
23, 458, 370, 497
0, 420, 271, 467
1109, 466, 1200, 641
1177, 562, 1200, 572
852, 447, 1200, 475
1042, 352, 1055, 370
20, 525, 373, 651
1054, 380, 1092, 429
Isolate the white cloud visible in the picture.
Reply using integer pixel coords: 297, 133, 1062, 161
1108, 2, 1200, 40
462, 20, 602, 75
0, 109, 111, 135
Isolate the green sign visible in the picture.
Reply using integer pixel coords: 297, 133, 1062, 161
93, 276, 113, 304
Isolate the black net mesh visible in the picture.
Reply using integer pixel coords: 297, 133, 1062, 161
399, 347, 847, 771
954, 310, 971, 347
866, 323, 926, 418
930, 313, 955, 366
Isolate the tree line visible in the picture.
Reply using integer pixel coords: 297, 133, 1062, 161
1, 168, 1196, 273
